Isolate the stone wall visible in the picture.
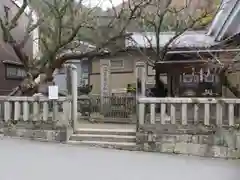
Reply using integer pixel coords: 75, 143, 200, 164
0, 121, 73, 143
136, 124, 240, 159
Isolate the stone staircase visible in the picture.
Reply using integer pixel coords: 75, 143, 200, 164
68, 127, 137, 150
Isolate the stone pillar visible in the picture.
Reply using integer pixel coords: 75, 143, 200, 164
236, 132, 240, 150
135, 62, 146, 97
135, 62, 146, 127
66, 66, 72, 95
100, 59, 111, 112
65, 64, 78, 132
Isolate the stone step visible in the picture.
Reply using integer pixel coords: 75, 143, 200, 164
89, 118, 136, 124
68, 140, 137, 150
74, 128, 136, 136
70, 134, 136, 143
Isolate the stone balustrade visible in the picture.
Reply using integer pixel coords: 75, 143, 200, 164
138, 97, 240, 126
137, 97, 240, 158
0, 96, 71, 123
0, 96, 73, 142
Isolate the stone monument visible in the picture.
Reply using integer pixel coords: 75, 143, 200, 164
100, 59, 111, 112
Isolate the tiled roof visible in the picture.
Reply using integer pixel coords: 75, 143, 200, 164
125, 31, 217, 48
207, 0, 240, 41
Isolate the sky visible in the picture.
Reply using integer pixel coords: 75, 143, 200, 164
79, 0, 123, 10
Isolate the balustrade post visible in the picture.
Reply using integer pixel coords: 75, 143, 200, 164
181, 104, 187, 125
42, 102, 49, 121
52, 101, 58, 122
23, 102, 29, 121
161, 103, 166, 124
170, 104, 176, 124
14, 101, 20, 121
63, 100, 71, 126
33, 102, 40, 121
4, 101, 11, 122
150, 104, 156, 124
228, 104, 234, 126
204, 103, 210, 126
193, 104, 199, 124
139, 103, 145, 125
216, 102, 223, 126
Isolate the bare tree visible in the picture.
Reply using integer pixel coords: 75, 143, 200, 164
125, 0, 217, 90
141, 0, 240, 98
0, 0, 151, 95
201, 44, 240, 98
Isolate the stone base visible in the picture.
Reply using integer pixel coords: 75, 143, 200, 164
0, 127, 73, 143
137, 125, 240, 159
140, 142, 240, 159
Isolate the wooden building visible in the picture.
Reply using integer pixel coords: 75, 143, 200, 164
157, 51, 217, 97
156, 48, 240, 98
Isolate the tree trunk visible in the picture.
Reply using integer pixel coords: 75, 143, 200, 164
9, 70, 54, 96
154, 69, 167, 97
155, 69, 160, 91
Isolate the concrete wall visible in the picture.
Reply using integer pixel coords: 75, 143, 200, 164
90, 52, 135, 94
90, 51, 158, 94
90, 72, 136, 94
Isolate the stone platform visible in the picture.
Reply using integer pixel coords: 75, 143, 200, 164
1, 119, 240, 159
137, 123, 240, 159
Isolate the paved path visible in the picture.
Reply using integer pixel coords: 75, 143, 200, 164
0, 137, 239, 180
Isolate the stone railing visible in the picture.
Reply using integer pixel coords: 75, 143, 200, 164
0, 96, 71, 122
0, 96, 73, 142
137, 97, 240, 158
138, 97, 240, 126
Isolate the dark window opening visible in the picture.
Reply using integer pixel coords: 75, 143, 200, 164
5, 65, 26, 80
